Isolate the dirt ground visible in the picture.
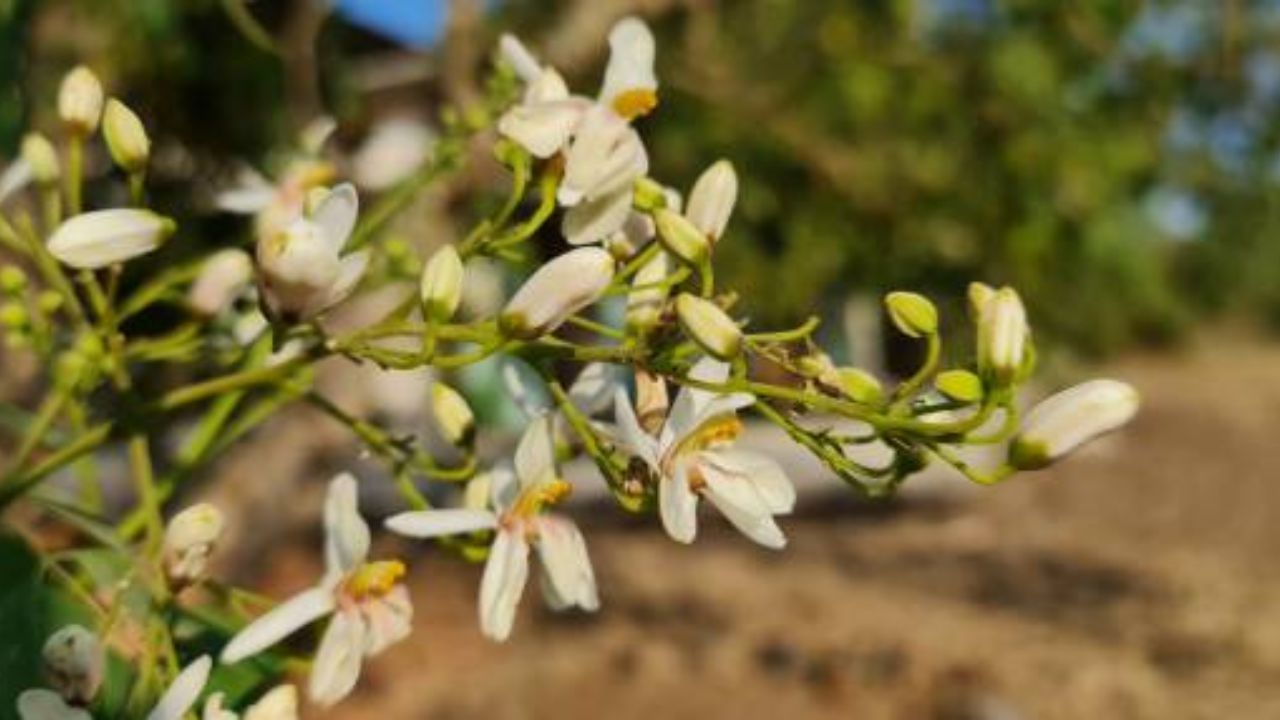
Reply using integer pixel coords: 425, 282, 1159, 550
254, 335, 1280, 719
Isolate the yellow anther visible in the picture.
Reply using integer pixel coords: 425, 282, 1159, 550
611, 89, 658, 121
343, 560, 405, 600
673, 414, 743, 459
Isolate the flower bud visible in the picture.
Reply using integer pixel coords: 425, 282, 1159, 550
420, 244, 465, 323
102, 98, 150, 173
431, 382, 475, 447
625, 249, 671, 332
632, 177, 669, 212
967, 281, 996, 322
834, 367, 883, 404
499, 247, 615, 339
654, 208, 710, 266
935, 369, 983, 404
675, 293, 741, 360
885, 291, 938, 338
976, 287, 1027, 386
685, 160, 737, 242
58, 66, 104, 135
1, 301, 28, 329
634, 368, 670, 434
47, 209, 175, 270
42, 625, 102, 704
189, 249, 253, 317
1009, 379, 1139, 470
20, 133, 60, 185
0, 266, 27, 295
163, 503, 225, 585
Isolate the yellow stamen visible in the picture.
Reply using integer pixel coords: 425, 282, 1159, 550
511, 478, 573, 518
673, 414, 742, 458
611, 89, 658, 121
343, 560, 405, 600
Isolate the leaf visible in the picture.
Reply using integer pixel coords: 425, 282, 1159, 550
0, 533, 51, 709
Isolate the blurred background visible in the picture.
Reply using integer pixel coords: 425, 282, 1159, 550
4, 0, 1280, 717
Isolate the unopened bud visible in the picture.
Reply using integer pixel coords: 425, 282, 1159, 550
632, 178, 668, 211
654, 208, 710, 267
635, 368, 669, 434
102, 98, 150, 173
48, 209, 175, 270
189, 249, 253, 317
885, 291, 938, 338
431, 382, 475, 446
37, 290, 64, 315
163, 503, 225, 585
0, 301, 28, 329
935, 369, 983, 404
967, 281, 996, 322
685, 160, 737, 242
58, 66, 104, 135
625, 249, 672, 332
1009, 379, 1139, 470
976, 287, 1027, 386
21, 133, 60, 185
675, 293, 741, 360
420, 244, 465, 323
834, 367, 883, 404
42, 625, 102, 704
0, 266, 26, 295
499, 247, 615, 339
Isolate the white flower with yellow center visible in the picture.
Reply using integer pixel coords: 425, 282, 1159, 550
497, 18, 657, 247
613, 359, 796, 549
255, 183, 369, 321
221, 474, 412, 707
386, 416, 598, 642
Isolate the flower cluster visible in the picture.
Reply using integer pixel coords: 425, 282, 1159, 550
1, 20, 1139, 718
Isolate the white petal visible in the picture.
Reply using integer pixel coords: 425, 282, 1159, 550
559, 107, 647, 206
385, 509, 497, 538
243, 685, 298, 720
147, 655, 211, 720
497, 100, 584, 159
598, 17, 658, 110
658, 464, 699, 544
499, 33, 543, 84
662, 360, 753, 449
478, 529, 530, 642
324, 473, 370, 577
16, 689, 91, 720
47, 209, 174, 270
0, 159, 33, 204
308, 610, 366, 707
701, 449, 795, 514
501, 360, 547, 418
310, 249, 368, 315
566, 363, 616, 416
216, 168, 275, 214
515, 415, 557, 490
562, 187, 633, 246
221, 587, 336, 663
700, 462, 787, 550
311, 183, 358, 253
535, 516, 599, 611
361, 585, 413, 656
685, 160, 738, 241
612, 388, 660, 468
525, 68, 570, 104
300, 116, 338, 156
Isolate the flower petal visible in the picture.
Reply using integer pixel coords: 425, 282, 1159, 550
700, 462, 787, 550
701, 449, 795, 515
221, 586, 336, 664
308, 610, 366, 707
662, 359, 753, 449
324, 473, 370, 577
146, 655, 211, 720
562, 188, 633, 246
243, 685, 298, 720
361, 585, 413, 656
612, 388, 660, 468
567, 363, 617, 417
535, 516, 599, 611
385, 509, 498, 538
659, 464, 699, 544
311, 183, 358, 253
497, 100, 585, 159
515, 415, 557, 490
309, 249, 368, 316
16, 689, 92, 720
478, 528, 530, 642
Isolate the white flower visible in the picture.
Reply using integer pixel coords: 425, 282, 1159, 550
496, 19, 656, 246
386, 416, 599, 642
502, 360, 617, 446
221, 474, 412, 707
684, 160, 738, 243
256, 183, 369, 321
975, 286, 1028, 385
203, 685, 298, 720
1009, 379, 1140, 470
419, 244, 465, 323
613, 358, 795, 549
41, 625, 102, 704
163, 503, 225, 586
215, 156, 336, 243
189, 249, 254, 317
498, 247, 615, 339
47, 209, 176, 270
20, 133, 60, 185
58, 66, 103, 135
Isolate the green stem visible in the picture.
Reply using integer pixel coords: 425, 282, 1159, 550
66, 135, 83, 216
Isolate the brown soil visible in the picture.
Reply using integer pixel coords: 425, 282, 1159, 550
266, 335, 1280, 719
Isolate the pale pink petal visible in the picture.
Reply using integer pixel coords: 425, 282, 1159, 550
701, 449, 795, 514
311, 183, 358, 253
308, 610, 366, 707
535, 517, 599, 611
700, 463, 787, 550
658, 464, 698, 544
361, 585, 413, 656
